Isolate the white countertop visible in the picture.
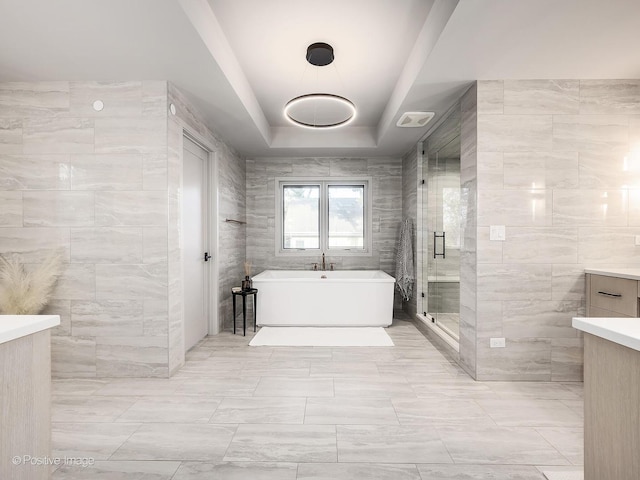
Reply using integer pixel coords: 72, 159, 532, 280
0, 315, 60, 345
573, 317, 640, 352
585, 268, 640, 281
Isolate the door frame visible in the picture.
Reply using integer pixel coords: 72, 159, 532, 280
182, 129, 220, 336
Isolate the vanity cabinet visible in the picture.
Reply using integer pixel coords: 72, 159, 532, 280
585, 270, 640, 318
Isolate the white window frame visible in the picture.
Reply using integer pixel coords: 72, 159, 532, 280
275, 177, 373, 257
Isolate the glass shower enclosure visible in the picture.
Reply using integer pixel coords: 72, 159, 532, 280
418, 106, 461, 345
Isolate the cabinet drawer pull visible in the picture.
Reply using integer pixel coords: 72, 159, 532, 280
597, 291, 622, 298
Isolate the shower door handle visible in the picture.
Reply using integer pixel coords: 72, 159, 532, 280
434, 232, 445, 259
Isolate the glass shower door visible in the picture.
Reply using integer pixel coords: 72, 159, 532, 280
425, 135, 460, 341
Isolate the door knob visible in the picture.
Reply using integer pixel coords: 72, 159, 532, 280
204, 252, 212, 262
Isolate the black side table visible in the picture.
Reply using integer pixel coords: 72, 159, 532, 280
231, 288, 258, 336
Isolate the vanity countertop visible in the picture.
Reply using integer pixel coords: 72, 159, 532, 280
585, 268, 640, 281
573, 317, 640, 352
0, 315, 60, 344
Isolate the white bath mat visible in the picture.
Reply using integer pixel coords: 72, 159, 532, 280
249, 327, 394, 347
541, 469, 584, 480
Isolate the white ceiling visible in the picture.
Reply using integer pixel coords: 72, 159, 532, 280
1, 0, 639, 158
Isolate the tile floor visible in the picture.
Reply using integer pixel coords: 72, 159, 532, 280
50, 315, 584, 479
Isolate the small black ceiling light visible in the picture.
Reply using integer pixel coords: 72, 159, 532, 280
306, 42, 334, 66
284, 42, 356, 129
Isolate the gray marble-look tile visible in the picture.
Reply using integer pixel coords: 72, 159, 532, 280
502, 227, 578, 264
337, 424, 452, 463
23, 191, 94, 227
553, 189, 628, 226
94, 117, 166, 155
224, 424, 336, 462
486, 382, 581, 401
476, 338, 552, 381
52, 379, 109, 396
478, 114, 552, 152
94, 378, 183, 396
503, 151, 579, 189
51, 336, 96, 379
143, 153, 168, 190
52, 460, 180, 480
552, 264, 586, 301
310, 361, 380, 377
391, 397, 493, 426
305, 397, 399, 425
579, 79, 640, 114
69, 154, 143, 190
535, 427, 584, 465
477, 264, 552, 301
42, 299, 72, 336
143, 299, 168, 336
23, 117, 94, 154
504, 80, 579, 114
577, 227, 640, 264
142, 81, 167, 117
95, 191, 168, 226
476, 300, 503, 338
210, 397, 305, 424
437, 425, 569, 465
478, 189, 552, 227
52, 395, 138, 423
0, 118, 22, 153
477, 80, 503, 114
172, 461, 297, 480
0, 154, 71, 190
627, 189, 640, 226
502, 300, 581, 338
253, 376, 334, 397
52, 422, 141, 460
0, 82, 69, 116
476, 398, 582, 427
95, 263, 167, 300
71, 300, 144, 337
142, 226, 168, 264
477, 151, 504, 189
552, 114, 629, 153
69, 81, 142, 117
416, 464, 546, 479
408, 374, 495, 399
175, 377, 260, 396
116, 396, 221, 423
578, 151, 638, 188
333, 376, 416, 398
551, 338, 584, 382
70, 227, 143, 263
96, 336, 168, 377
51, 264, 96, 300
0, 191, 22, 225
111, 423, 237, 461
298, 463, 421, 480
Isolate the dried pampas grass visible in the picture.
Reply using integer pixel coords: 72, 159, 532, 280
0, 250, 63, 315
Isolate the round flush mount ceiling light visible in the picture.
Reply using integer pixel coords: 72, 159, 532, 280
284, 93, 356, 129
284, 42, 356, 129
92, 100, 104, 112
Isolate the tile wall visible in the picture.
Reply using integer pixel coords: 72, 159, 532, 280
245, 157, 403, 310
470, 79, 640, 381
0, 81, 246, 377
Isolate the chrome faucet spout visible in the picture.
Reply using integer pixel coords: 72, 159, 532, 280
321, 253, 326, 271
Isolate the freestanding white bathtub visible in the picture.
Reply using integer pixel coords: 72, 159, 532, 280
252, 270, 395, 327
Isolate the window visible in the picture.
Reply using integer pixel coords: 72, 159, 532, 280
277, 178, 371, 256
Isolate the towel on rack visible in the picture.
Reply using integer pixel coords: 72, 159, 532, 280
395, 218, 414, 301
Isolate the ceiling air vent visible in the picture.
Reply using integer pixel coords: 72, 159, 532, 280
396, 111, 435, 128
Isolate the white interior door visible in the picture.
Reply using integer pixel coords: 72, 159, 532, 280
183, 136, 209, 350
